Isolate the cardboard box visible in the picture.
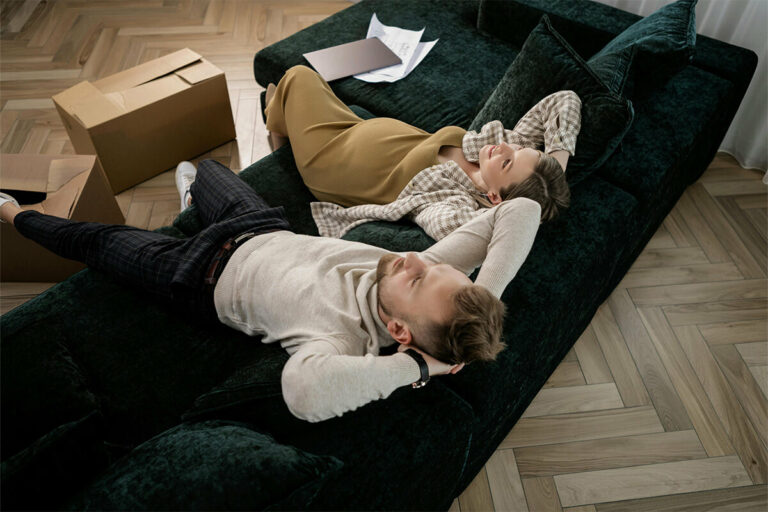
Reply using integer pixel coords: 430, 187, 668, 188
1, 154, 125, 282
53, 48, 236, 194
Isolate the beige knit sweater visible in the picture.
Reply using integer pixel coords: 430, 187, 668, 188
213, 197, 541, 422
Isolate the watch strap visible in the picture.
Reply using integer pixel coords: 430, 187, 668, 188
403, 348, 430, 388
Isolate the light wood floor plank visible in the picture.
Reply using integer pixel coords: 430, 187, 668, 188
674, 325, 768, 484
501, 407, 664, 449
745, 208, 767, 245
737, 342, 768, 366
663, 211, 697, 247
717, 196, 767, 270
608, 290, 693, 431
620, 262, 743, 288
749, 366, 767, 399
523, 477, 562, 511
637, 307, 734, 456
486, 450, 528, 512
573, 326, 613, 384
700, 319, 767, 345
544, 361, 587, 388
688, 183, 765, 278
458, 467, 495, 512
591, 303, 652, 407
595, 484, 768, 512
628, 279, 768, 306
632, 247, 709, 268
711, 344, 768, 449
564, 506, 596, 512
736, 194, 768, 209
522, 383, 623, 418
645, 225, 677, 249
554, 456, 752, 507
514, 430, 706, 478
674, 189, 731, 263
662, 298, 768, 326
703, 179, 768, 196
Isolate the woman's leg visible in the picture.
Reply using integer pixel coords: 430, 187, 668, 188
264, 65, 363, 169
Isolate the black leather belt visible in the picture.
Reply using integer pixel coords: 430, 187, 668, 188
203, 231, 260, 288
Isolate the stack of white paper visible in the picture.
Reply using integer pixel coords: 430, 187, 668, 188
354, 13, 438, 83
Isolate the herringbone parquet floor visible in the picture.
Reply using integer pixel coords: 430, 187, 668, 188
1, 1, 766, 510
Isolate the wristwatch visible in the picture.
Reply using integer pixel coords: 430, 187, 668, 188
403, 348, 430, 388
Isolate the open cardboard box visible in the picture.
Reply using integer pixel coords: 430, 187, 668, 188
0, 154, 125, 282
53, 48, 236, 194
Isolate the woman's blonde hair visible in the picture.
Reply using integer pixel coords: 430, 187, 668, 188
474, 153, 571, 222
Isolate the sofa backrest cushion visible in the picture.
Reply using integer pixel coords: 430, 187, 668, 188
591, 0, 698, 96
477, 0, 621, 58
66, 420, 344, 511
480, 0, 699, 98
470, 15, 635, 185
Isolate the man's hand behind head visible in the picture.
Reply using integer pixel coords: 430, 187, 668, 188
398, 343, 465, 377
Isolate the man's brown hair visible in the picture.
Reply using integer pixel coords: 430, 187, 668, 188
412, 284, 506, 364
501, 154, 570, 222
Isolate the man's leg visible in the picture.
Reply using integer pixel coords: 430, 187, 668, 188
9, 208, 214, 317
188, 159, 277, 226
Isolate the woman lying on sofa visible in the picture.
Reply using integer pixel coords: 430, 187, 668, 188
263, 65, 581, 240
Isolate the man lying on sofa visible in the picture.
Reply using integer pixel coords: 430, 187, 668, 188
0, 159, 541, 422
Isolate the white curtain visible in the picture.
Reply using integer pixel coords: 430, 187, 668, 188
593, 0, 767, 172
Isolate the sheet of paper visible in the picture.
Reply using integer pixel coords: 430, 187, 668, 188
354, 13, 437, 83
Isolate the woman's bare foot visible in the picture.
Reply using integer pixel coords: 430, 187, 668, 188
264, 83, 288, 152
265, 83, 276, 107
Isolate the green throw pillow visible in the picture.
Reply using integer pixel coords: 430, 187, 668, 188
587, 44, 637, 96
470, 15, 634, 185
591, 0, 698, 95
67, 420, 344, 511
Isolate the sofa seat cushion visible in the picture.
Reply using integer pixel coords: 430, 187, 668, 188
185, 376, 477, 511
597, 64, 734, 205
66, 420, 344, 511
253, 0, 519, 132
1, 411, 110, 511
1, 268, 266, 450
1, 315, 101, 460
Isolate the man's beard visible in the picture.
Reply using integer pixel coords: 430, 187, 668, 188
375, 254, 399, 317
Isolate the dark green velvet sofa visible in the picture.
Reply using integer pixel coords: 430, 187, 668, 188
1, 0, 757, 510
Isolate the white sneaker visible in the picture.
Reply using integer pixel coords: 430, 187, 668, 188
175, 161, 197, 211
0, 192, 20, 223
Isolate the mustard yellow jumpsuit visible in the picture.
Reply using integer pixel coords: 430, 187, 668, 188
264, 65, 466, 207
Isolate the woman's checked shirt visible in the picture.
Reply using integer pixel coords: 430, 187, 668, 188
311, 90, 582, 241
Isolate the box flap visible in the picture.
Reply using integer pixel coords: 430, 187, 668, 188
175, 58, 222, 85
52, 81, 102, 118
0, 154, 51, 192
47, 157, 96, 191
105, 74, 189, 111
94, 48, 202, 93
40, 170, 89, 218
69, 92, 126, 127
